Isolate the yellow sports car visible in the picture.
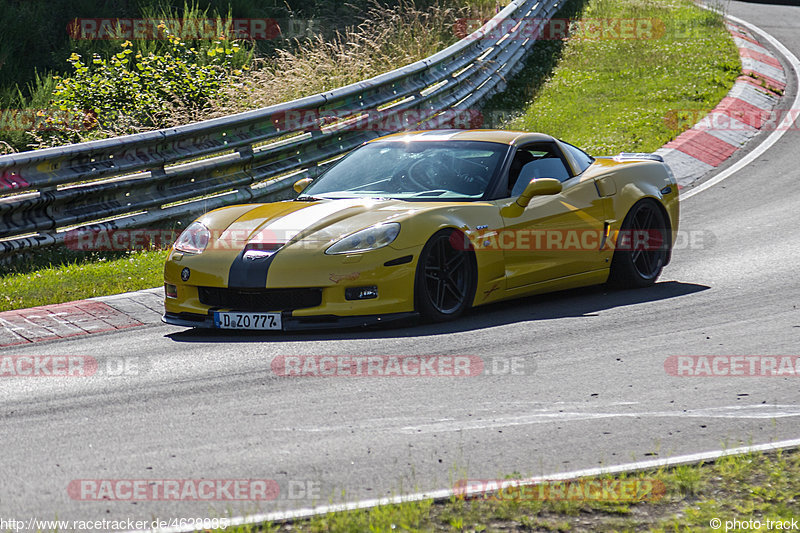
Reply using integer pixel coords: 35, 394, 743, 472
163, 130, 679, 331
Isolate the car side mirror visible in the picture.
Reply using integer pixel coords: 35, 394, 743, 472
517, 178, 562, 207
293, 177, 314, 194
500, 178, 562, 218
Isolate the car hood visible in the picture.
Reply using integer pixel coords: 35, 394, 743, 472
204, 198, 432, 252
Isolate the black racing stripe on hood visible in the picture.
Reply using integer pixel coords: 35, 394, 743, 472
228, 249, 277, 289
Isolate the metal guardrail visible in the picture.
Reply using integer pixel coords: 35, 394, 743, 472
0, 0, 560, 258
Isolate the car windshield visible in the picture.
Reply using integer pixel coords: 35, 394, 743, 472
300, 140, 508, 200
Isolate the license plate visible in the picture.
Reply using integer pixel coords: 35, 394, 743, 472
214, 311, 282, 330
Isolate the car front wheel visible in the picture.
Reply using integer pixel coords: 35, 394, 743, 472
414, 229, 476, 322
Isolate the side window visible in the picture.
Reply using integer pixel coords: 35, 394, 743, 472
507, 143, 572, 197
560, 141, 594, 174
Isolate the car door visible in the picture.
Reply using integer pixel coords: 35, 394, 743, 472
500, 142, 606, 289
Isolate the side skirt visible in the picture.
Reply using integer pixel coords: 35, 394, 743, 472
474, 269, 610, 307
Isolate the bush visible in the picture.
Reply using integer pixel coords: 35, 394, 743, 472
36, 27, 247, 147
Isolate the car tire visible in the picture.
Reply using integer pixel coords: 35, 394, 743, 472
607, 199, 670, 289
414, 229, 476, 322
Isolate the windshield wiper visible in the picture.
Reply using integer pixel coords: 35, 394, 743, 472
296, 195, 323, 201
411, 190, 449, 197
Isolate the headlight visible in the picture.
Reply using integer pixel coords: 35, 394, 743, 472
325, 223, 400, 255
173, 221, 210, 254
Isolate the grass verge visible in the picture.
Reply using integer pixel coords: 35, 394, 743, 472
219, 447, 800, 531
0, 250, 167, 312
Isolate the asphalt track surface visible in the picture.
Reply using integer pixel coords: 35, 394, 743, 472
1, 1, 799, 527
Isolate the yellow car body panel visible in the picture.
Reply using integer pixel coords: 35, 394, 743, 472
163, 130, 678, 330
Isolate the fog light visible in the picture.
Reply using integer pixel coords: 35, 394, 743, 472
165, 283, 178, 298
345, 286, 378, 300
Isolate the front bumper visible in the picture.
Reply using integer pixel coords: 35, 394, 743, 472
162, 311, 418, 331
163, 243, 422, 329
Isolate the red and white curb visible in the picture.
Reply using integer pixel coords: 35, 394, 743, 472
654, 21, 788, 189
0, 288, 162, 348
733, 23, 787, 93
681, 10, 800, 200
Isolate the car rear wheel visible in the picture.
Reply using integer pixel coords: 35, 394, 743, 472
414, 229, 475, 322
607, 199, 670, 288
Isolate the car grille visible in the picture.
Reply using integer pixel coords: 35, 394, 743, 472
198, 287, 322, 312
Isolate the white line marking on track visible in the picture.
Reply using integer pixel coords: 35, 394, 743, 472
400, 404, 800, 433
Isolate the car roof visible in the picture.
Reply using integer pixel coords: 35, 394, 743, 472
369, 129, 556, 146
